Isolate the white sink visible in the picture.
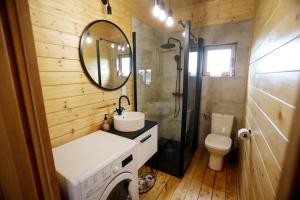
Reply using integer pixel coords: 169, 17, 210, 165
114, 112, 145, 132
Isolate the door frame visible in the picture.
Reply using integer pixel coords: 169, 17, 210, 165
0, 0, 60, 199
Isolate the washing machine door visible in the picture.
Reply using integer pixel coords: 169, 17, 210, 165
100, 172, 137, 200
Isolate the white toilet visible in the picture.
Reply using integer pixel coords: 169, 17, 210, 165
205, 113, 234, 171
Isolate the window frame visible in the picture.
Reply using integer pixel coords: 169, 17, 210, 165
203, 43, 237, 77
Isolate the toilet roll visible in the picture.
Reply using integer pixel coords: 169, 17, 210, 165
238, 128, 251, 141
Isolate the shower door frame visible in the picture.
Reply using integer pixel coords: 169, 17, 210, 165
193, 38, 204, 152
179, 21, 203, 176
132, 32, 138, 111
179, 20, 191, 176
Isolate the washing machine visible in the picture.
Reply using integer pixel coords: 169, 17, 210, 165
52, 131, 139, 200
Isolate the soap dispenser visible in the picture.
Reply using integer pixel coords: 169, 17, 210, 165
102, 114, 110, 131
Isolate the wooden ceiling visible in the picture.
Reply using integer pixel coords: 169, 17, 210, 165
130, 0, 255, 32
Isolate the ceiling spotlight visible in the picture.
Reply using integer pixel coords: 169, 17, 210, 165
159, 10, 166, 21
111, 43, 115, 48
152, 0, 160, 17
126, 44, 129, 48
86, 32, 92, 44
118, 45, 121, 50
122, 46, 125, 51
153, 0, 174, 26
166, 10, 174, 27
159, 2, 166, 21
182, 31, 185, 37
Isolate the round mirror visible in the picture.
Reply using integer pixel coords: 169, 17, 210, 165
79, 20, 132, 90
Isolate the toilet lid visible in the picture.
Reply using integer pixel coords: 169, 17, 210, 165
205, 133, 232, 151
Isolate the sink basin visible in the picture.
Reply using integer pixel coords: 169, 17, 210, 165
114, 112, 145, 132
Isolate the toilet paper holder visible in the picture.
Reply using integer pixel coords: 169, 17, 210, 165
238, 128, 251, 140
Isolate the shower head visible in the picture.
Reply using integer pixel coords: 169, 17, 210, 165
161, 42, 176, 49
161, 37, 182, 50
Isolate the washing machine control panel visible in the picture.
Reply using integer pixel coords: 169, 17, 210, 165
80, 158, 123, 199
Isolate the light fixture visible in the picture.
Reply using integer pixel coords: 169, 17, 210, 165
166, 9, 174, 26
153, 0, 174, 27
122, 46, 125, 51
126, 44, 129, 48
118, 45, 121, 50
101, 0, 112, 15
111, 43, 115, 48
159, 1, 166, 21
152, 0, 160, 17
182, 31, 185, 37
159, 10, 166, 21
107, 0, 112, 15
86, 31, 92, 44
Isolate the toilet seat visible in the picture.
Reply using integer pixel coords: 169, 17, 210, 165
205, 133, 232, 151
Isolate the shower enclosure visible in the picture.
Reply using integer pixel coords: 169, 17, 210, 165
133, 20, 203, 177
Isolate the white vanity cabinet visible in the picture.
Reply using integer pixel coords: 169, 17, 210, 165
108, 121, 158, 169
133, 125, 158, 168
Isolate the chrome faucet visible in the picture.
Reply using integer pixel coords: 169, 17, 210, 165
115, 95, 130, 115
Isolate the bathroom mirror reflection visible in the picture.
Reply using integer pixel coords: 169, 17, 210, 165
79, 20, 132, 90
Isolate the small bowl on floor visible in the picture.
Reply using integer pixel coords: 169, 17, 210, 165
138, 174, 156, 194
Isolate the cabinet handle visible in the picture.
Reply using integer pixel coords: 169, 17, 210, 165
140, 134, 151, 143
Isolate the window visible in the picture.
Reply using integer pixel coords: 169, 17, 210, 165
204, 44, 236, 77
189, 51, 198, 76
117, 55, 131, 77
121, 56, 130, 76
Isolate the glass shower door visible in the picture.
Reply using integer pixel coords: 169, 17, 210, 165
133, 19, 202, 177
149, 36, 184, 176
133, 18, 183, 176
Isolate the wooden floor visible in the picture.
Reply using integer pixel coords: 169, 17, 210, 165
139, 149, 238, 200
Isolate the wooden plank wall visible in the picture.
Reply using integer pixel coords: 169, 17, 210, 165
28, 0, 136, 147
172, 0, 256, 30
239, 0, 300, 199
130, 0, 256, 32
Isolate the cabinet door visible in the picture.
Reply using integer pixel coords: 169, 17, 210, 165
134, 126, 158, 168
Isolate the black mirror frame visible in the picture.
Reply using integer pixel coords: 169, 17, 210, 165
79, 20, 133, 91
